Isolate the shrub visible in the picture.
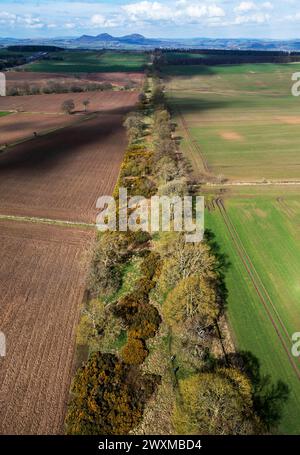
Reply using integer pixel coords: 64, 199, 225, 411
120, 337, 148, 365
65, 352, 159, 435
130, 304, 161, 339
140, 252, 162, 280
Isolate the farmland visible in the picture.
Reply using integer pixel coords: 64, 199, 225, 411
0, 112, 80, 147
0, 109, 133, 222
164, 59, 300, 434
24, 50, 148, 73
0, 220, 95, 434
166, 63, 300, 181
205, 188, 300, 433
4, 71, 144, 93
0, 68, 138, 434
0, 90, 139, 114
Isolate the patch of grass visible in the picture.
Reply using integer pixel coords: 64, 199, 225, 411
105, 256, 143, 304
24, 50, 148, 73
0, 112, 10, 117
110, 330, 127, 351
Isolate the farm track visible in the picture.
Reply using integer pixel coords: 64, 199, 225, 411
215, 198, 300, 380
176, 108, 210, 174
0, 213, 95, 229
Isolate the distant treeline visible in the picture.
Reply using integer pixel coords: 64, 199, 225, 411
0, 56, 26, 70
158, 49, 300, 65
7, 45, 64, 52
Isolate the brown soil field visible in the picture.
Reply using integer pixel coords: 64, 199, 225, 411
0, 112, 80, 147
0, 110, 131, 222
0, 220, 95, 434
5, 71, 143, 89
0, 87, 136, 434
0, 90, 139, 114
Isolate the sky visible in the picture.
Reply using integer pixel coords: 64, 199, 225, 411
0, 0, 300, 40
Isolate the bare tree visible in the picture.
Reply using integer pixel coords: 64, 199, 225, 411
61, 99, 75, 115
82, 99, 90, 112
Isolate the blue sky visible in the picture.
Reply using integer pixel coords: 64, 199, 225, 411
0, 0, 299, 39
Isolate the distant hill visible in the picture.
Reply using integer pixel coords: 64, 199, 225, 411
74, 33, 160, 46
1, 34, 300, 51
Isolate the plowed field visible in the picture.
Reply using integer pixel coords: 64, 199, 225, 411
0, 110, 133, 223
0, 220, 95, 434
0, 90, 138, 114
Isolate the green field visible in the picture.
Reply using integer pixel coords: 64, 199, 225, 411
166, 63, 300, 181
24, 50, 148, 73
0, 112, 10, 117
165, 59, 300, 433
205, 188, 300, 434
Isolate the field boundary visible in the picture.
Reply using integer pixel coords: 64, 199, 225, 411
0, 214, 96, 229
175, 106, 210, 174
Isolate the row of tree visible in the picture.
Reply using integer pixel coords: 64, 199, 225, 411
66, 79, 163, 434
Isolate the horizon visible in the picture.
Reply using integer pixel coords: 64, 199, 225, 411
0, 1, 300, 40
2, 32, 300, 42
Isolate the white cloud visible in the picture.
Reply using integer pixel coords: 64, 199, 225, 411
65, 22, 76, 29
233, 1, 273, 25
262, 1, 274, 9
123, 1, 171, 21
234, 2, 257, 13
235, 12, 270, 24
186, 4, 225, 19
122, 1, 225, 23
90, 13, 120, 28
91, 14, 107, 26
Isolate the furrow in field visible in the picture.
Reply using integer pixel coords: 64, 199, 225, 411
176, 108, 210, 174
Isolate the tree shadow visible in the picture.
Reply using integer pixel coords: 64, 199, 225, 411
204, 228, 231, 314
226, 351, 290, 432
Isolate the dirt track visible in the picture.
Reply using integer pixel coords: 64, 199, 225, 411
0, 220, 95, 434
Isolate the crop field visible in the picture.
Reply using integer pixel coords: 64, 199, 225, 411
0, 111, 131, 222
0, 112, 80, 147
24, 51, 148, 73
0, 90, 138, 114
0, 70, 136, 434
0, 220, 95, 434
205, 188, 300, 433
166, 63, 300, 181
165, 59, 300, 434
5, 71, 144, 90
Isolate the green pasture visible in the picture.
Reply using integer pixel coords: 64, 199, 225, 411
205, 190, 300, 434
166, 63, 300, 180
24, 51, 148, 73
